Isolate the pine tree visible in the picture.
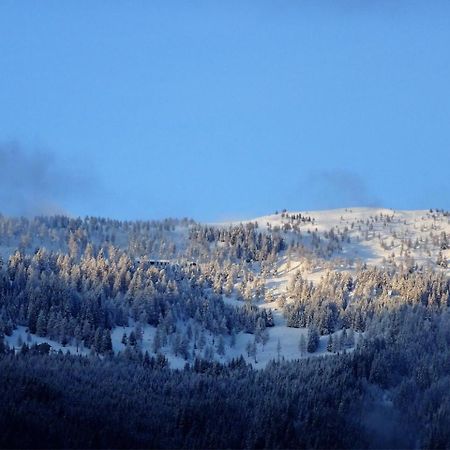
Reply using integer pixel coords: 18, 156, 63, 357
198, 332, 206, 351
27, 304, 39, 334
347, 328, 355, 348
266, 310, 274, 327
327, 334, 333, 352
180, 335, 190, 360
255, 317, 266, 344
152, 329, 162, 354
143, 351, 151, 367
171, 332, 182, 357
82, 320, 92, 347
93, 328, 103, 353
260, 328, 269, 350
36, 310, 47, 337
74, 325, 82, 352
341, 328, 348, 348
128, 331, 137, 347
102, 329, 113, 354
299, 334, 307, 355
307, 326, 319, 353
68, 233, 79, 260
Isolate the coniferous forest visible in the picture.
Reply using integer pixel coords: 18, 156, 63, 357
3, 0, 450, 447
0, 210, 450, 449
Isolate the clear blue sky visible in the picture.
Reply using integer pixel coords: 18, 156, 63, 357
1, 1, 449, 221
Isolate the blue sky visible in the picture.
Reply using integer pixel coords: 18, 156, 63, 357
1, 1, 449, 221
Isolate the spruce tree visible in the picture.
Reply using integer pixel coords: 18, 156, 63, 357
36, 311, 47, 337
327, 334, 333, 352
307, 326, 319, 353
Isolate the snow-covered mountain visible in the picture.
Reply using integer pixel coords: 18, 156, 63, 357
222, 207, 450, 270
1, 207, 450, 449
1, 207, 448, 368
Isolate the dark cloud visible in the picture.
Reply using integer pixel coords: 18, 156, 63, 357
302, 169, 380, 209
0, 142, 96, 217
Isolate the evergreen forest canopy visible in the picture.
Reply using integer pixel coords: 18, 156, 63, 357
0, 208, 450, 449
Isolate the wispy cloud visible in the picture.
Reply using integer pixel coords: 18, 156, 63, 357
0, 142, 96, 217
301, 168, 380, 209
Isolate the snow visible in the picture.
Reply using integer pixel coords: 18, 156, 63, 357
116, 208, 449, 368
219, 293, 360, 368
215, 207, 450, 277
4, 322, 359, 369
107, 311, 359, 369
5, 326, 90, 355
111, 324, 188, 369
210, 208, 450, 367
2, 207, 447, 369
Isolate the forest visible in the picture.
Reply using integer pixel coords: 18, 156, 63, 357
0, 210, 450, 449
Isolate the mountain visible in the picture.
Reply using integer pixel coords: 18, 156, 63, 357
0, 207, 449, 448
0, 207, 449, 366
